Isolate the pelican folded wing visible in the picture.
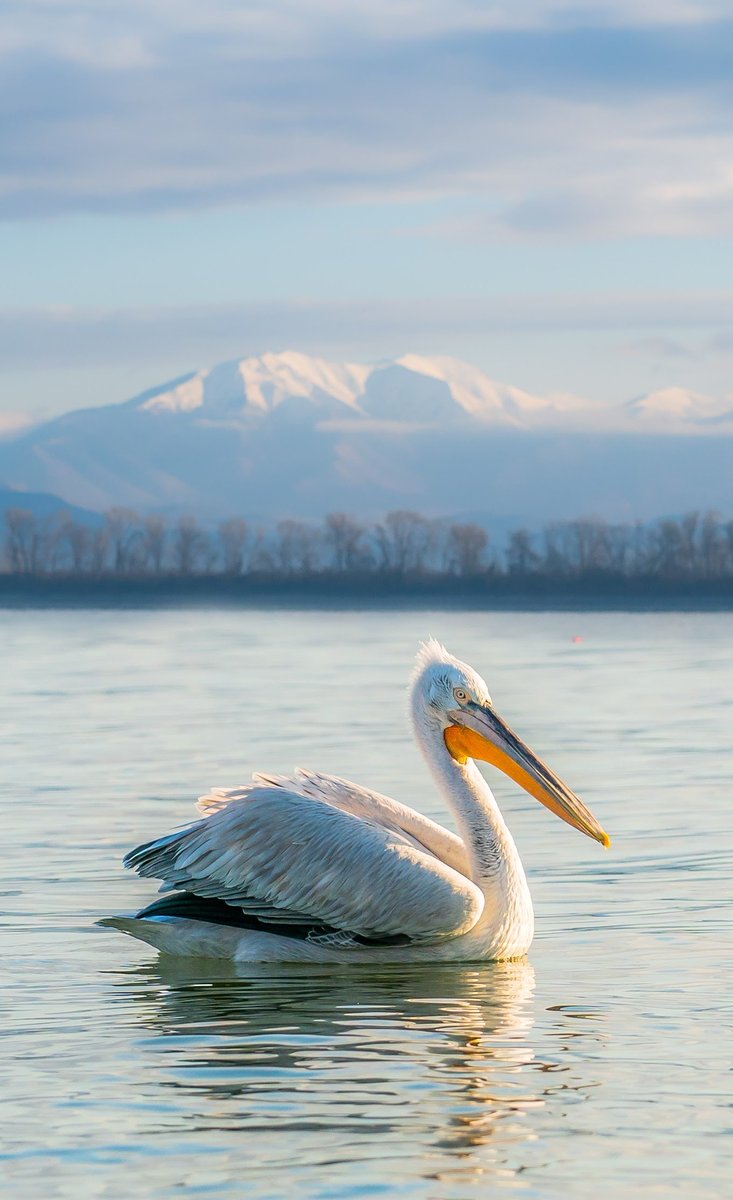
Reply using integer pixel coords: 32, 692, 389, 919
125, 786, 484, 945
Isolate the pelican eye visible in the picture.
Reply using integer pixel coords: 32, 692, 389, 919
453, 687, 470, 704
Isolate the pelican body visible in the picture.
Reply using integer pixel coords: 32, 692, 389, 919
105, 641, 609, 961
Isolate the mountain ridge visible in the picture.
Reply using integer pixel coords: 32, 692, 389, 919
0, 350, 731, 522
126, 350, 733, 430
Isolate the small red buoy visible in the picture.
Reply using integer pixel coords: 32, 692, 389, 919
572, 635, 583, 643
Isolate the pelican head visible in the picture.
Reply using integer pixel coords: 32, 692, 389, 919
411, 639, 610, 849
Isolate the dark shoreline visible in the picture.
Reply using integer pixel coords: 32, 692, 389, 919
3, 574, 733, 611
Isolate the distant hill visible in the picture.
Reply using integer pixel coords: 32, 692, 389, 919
0, 351, 731, 522
0, 486, 99, 524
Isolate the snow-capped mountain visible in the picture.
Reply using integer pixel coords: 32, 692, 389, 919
133, 352, 732, 432
0, 351, 731, 521
130, 350, 604, 429
139, 352, 370, 420
624, 387, 733, 427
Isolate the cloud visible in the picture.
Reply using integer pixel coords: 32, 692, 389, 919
619, 336, 696, 360
1, 3, 733, 237
3, 2, 729, 69
3, 291, 733, 372
707, 329, 733, 355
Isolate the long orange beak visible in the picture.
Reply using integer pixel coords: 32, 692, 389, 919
444, 703, 610, 848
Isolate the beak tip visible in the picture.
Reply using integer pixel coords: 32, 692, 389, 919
601, 831, 612, 849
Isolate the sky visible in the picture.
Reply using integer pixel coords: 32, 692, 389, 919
2, 0, 733, 423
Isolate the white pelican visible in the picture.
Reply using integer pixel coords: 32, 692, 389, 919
104, 640, 609, 961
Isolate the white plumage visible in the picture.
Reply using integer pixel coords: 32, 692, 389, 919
104, 640, 609, 962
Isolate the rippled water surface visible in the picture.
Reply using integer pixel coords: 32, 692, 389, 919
3, 608, 733, 1198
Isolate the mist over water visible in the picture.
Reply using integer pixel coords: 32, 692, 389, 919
3, 608, 732, 1197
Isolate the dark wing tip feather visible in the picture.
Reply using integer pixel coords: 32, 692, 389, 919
123, 825, 198, 874
133, 891, 415, 948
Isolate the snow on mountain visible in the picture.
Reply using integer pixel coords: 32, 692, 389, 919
139, 371, 203, 415
395, 353, 551, 422
135, 350, 733, 435
141, 351, 370, 419
0, 351, 731, 521
624, 387, 733, 426
239, 351, 369, 414
136, 350, 572, 428
138, 350, 733, 432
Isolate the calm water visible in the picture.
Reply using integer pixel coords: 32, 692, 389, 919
2, 608, 732, 1198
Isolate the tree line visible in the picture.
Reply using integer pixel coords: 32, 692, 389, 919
4, 505, 733, 581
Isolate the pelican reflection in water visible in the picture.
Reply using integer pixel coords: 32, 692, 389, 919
117, 958, 543, 1169
104, 641, 609, 961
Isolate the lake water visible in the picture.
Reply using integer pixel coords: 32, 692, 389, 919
2, 608, 732, 1198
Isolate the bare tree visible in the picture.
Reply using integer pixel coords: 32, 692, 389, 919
605, 523, 634, 576
199, 530, 218, 573
542, 524, 570, 576
724, 521, 733, 576
8, 502, 733, 585
41, 512, 67, 573
275, 519, 322, 574
506, 528, 538, 576
249, 527, 275, 573
142, 515, 168, 574
567, 519, 610, 572
537, 519, 637, 576
625, 520, 649, 576
218, 518, 250, 575
698, 511, 724, 578
445, 522, 488, 575
275, 520, 299, 573
90, 527, 110, 574
172, 515, 206, 574
430, 519, 452, 573
374, 511, 433, 574
679, 511, 700, 575
55, 512, 92, 573
105, 508, 141, 573
324, 512, 366, 572
5, 508, 41, 573
654, 519, 685, 577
